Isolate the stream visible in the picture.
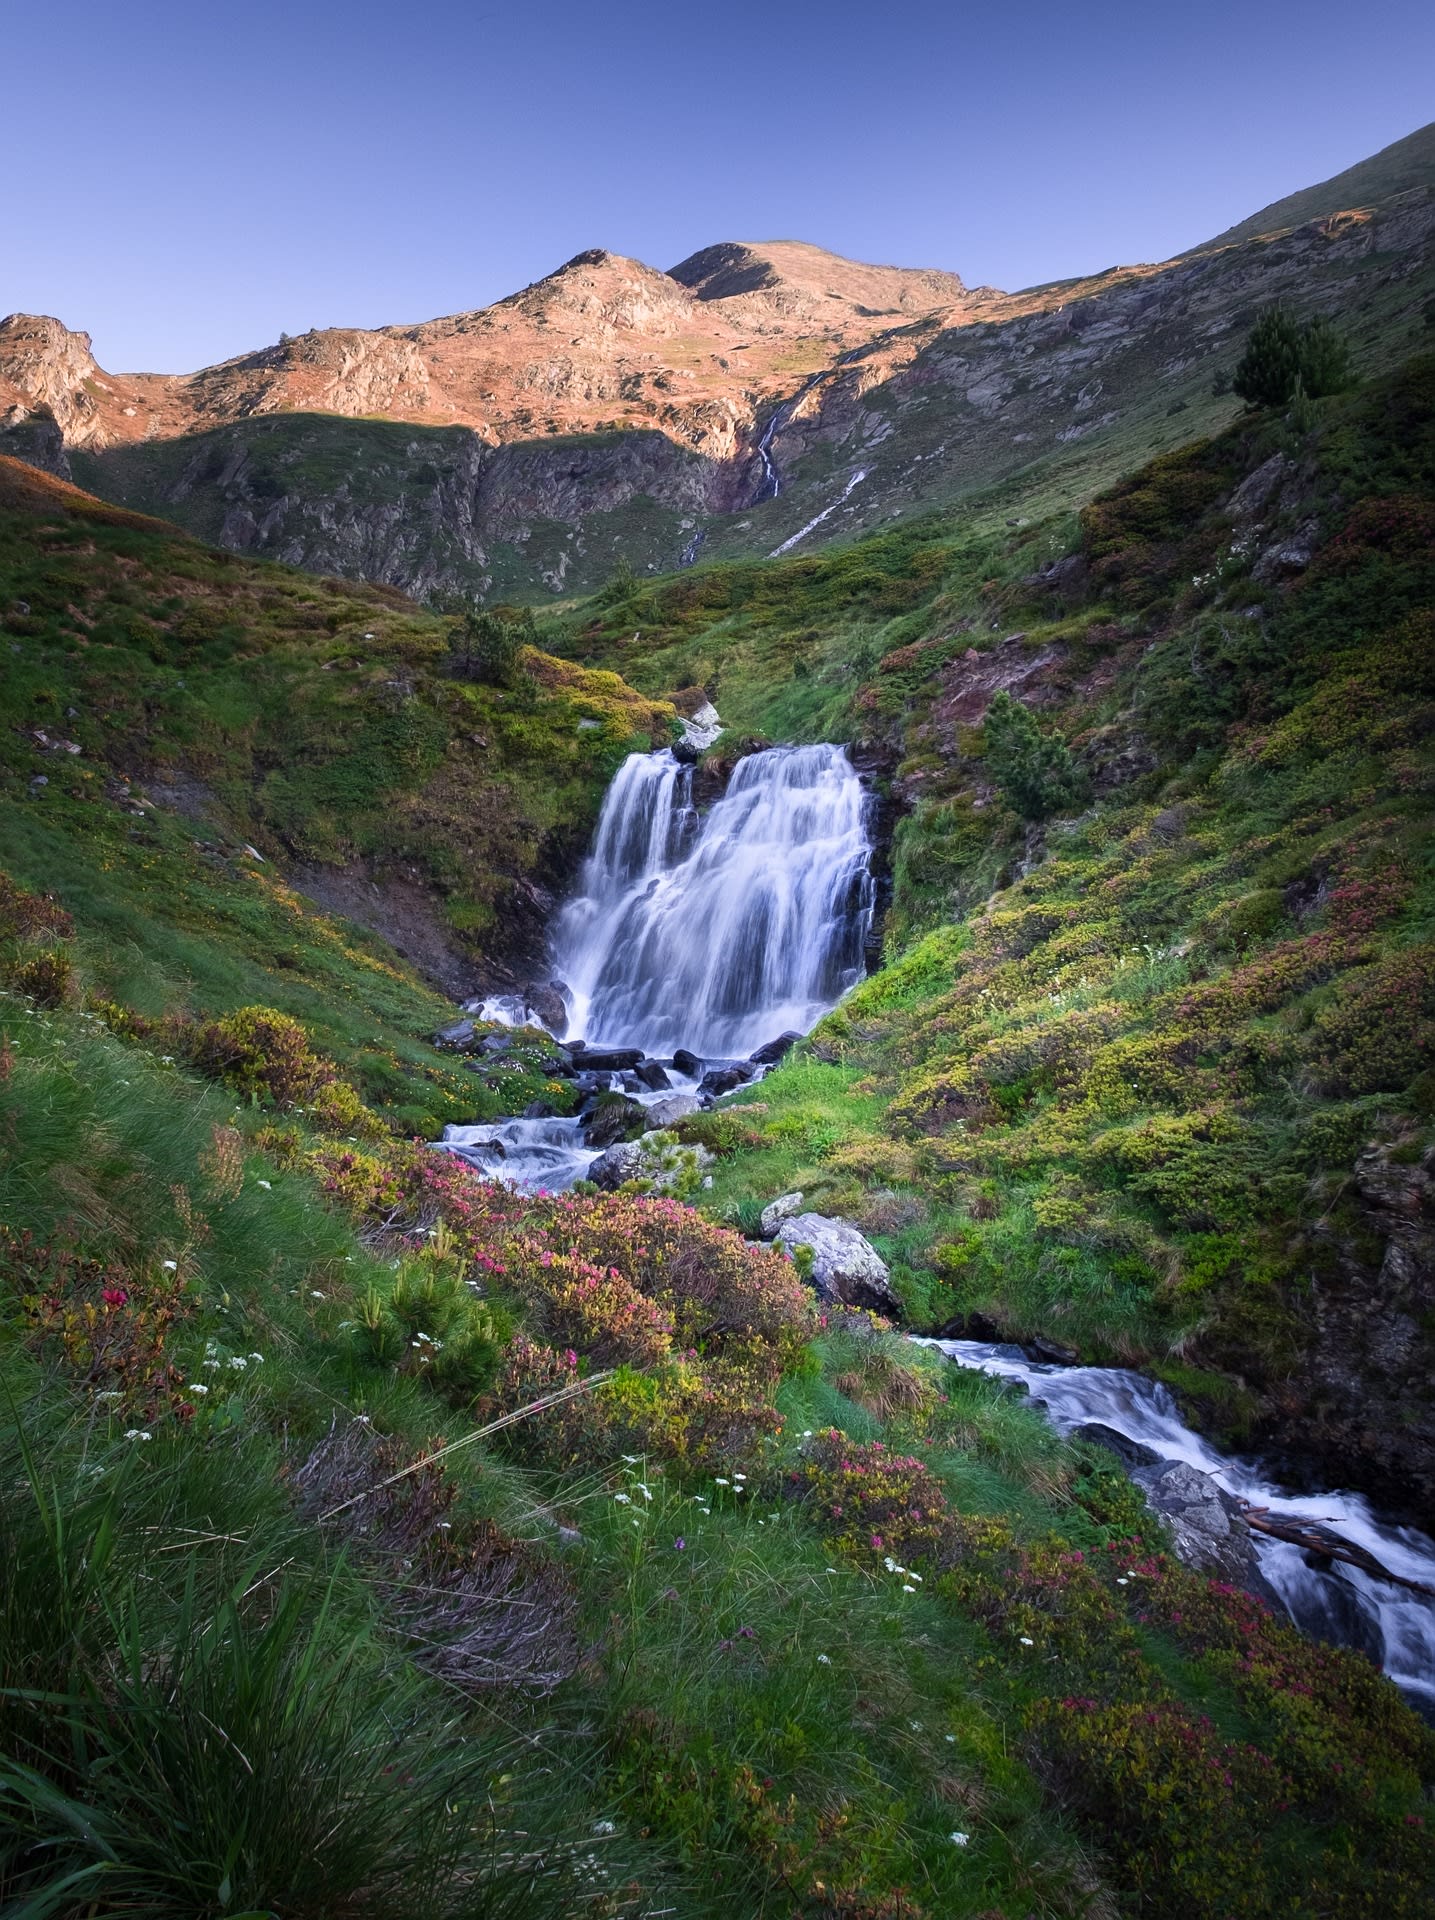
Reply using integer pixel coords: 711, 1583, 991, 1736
437, 726, 1435, 1702
923, 1340, 1435, 1710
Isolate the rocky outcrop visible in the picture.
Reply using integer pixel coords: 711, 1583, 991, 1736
588, 1130, 714, 1194
774, 1213, 901, 1315
6, 176, 1432, 601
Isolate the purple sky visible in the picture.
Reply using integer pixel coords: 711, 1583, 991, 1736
7, 0, 1432, 373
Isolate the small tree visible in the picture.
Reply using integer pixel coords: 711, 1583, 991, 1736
1231, 306, 1355, 408
1232, 306, 1305, 408
1295, 314, 1355, 398
983, 691, 1088, 821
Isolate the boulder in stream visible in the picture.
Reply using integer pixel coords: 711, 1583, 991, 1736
672, 1048, 703, 1077
774, 1213, 901, 1316
525, 981, 569, 1035
699, 1061, 756, 1098
749, 1031, 802, 1067
582, 1095, 647, 1148
633, 1059, 672, 1091
570, 1044, 645, 1072
1132, 1459, 1277, 1602
646, 1092, 701, 1129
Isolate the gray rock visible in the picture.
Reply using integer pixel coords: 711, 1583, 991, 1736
434, 1017, 477, 1049
589, 1132, 715, 1194
633, 1059, 672, 1091
758, 1191, 806, 1238
1132, 1460, 1275, 1600
645, 1092, 701, 1129
672, 1048, 703, 1077
774, 1213, 900, 1316
748, 1031, 801, 1067
525, 981, 569, 1035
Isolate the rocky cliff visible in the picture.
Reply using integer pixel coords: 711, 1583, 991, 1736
4, 132, 1434, 599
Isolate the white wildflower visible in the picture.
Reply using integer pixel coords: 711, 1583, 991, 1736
592, 1819, 616, 1836
949, 1831, 970, 1847
228, 1356, 247, 1370
1019, 1635, 1034, 1646
714, 1477, 730, 1486
189, 1383, 209, 1396
310, 1290, 325, 1299
256, 1179, 272, 1190
613, 1493, 632, 1505
161, 1259, 178, 1271
124, 1429, 152, 1442
816, 1654, 831, 1665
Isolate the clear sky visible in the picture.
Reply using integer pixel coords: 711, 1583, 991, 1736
7, 0, 1432, 373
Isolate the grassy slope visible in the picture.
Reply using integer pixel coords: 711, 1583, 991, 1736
1197, 119, 1435, 251
3, 421, 1434, 1913
567, 355, 1435, 1513
0, 454, 672, 1018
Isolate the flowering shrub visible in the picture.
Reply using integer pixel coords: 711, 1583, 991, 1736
0, 1226, 192, 1424
1029, 1696, 1285, 1918
789, 1431, 952, 1568
306, 1077, 387, 1138
4, 947, 76, 1007
188, 1005, 337, 1107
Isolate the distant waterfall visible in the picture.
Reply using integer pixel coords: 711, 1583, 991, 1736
552, 744, 874, 1057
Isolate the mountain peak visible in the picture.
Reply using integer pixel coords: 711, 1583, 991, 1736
669, 239, 967, 318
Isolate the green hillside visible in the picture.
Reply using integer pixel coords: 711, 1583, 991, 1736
562, 352, 1435, 1517
1, 353, 1434, 1915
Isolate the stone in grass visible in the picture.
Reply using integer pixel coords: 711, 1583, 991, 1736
434, 1017, 477, 1049
588, 1132, 715, 1195
645, 1092, 701, 1129
775, 1213, 900, 1316
758, 1191, 806, 1238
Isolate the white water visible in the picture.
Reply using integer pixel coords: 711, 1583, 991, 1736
441, 1066, 704, 1192
924, 1339, 1435, 1708
769, 468, 869, 557
551, 741, 874, 1058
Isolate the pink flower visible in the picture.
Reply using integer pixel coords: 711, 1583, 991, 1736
101, 1287, 129, 1308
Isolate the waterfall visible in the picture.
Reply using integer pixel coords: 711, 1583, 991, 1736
552, 743, 874, 1058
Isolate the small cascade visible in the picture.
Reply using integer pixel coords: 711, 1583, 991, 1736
552, 741, 874, 1058
923, 1339, 1435, 1711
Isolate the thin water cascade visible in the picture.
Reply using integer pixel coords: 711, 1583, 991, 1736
923, 1339, 1435, 1711
552, 741, 874, 1059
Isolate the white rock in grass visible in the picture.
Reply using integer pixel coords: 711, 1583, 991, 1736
758, 1190, 806, 1238
775, 1213, 900, 1315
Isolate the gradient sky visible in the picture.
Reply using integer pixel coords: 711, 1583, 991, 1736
7, 0, 1432, 373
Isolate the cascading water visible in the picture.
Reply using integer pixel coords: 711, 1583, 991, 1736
552, 742, 874, 1058
438, 727, 875, 1190
922, 1339, 1435, 1711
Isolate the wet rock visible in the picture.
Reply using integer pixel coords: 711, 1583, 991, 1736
479, 1033, 513, 1055
570, 1044, 645, 1072
672, 1048, 703, 1077
774, 1213, 901, 1316
633, 1059, 672, 1091
699, 1061, 756, 1098
758, 1191, 805, 1238
1023, 1335, 1080, 1366
434, 1017, 477, 1049
525, 980, 569, 1035
1074, 1422, 1161, 1471
589, 1132, 715, 1194
523, 1099, 555, 1120
1132, 1460, 1274, 1599
748, 1031, 801, 1067
582, 1095, 647, 1148
645, 1092, 701, 1128
535, 1049, 575, 1077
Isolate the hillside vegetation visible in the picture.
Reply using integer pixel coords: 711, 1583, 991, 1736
566, 353, 1435, 1518
1, 352, 1434, 1914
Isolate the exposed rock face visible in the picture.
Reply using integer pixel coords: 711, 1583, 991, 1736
774, 1213, 900, 1315
6, 179, 1433, 600
1130, 1459, 1274, 1600
1267, 1142, 1435, 1523
644, 1092, 701, 1129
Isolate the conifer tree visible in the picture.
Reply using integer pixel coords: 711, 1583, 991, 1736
983, 692, 1088, 820
1232, 306, 1305, 407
